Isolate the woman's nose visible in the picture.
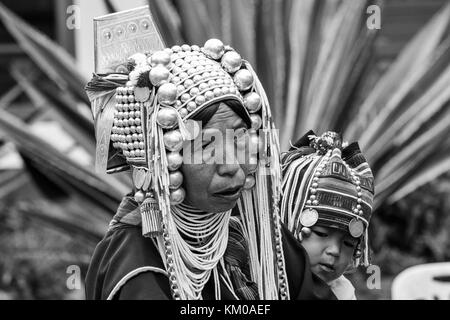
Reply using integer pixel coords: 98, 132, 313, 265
217, 157, 244, 177
216, 137, 246, 177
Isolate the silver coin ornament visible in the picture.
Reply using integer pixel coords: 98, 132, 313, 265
349, 218, 364, 238
134, 86, 151, 102
299, 209, 319, 227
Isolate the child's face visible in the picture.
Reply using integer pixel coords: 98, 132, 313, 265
301, 225, 358, 283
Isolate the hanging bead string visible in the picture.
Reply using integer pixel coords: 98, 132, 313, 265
281, 155, 318, 232
342, 160, 371, 267
256, 172, 278, 299
249, 60, 290, 300
213, 266, 221, 300
237, 192, 261, 295
232, 61, 290, 300
148, 96, 182, 300
304, 150, 332, 208
153, 171, 232, 301
153, 94, 229, 299
168, 205, 231, 299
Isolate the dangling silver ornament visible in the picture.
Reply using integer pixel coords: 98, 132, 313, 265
157, 83, 178, 105
169, 171, 183, 190
150, 50, 171, 66
163, 130, 184, 152
221, 51, 242, 73
156, 107, 179, 129
170, 187, 186, 205
133, 167, 146, 189
149, 65, 170, 86
250, 114, 262, 130
234, 69, 253, 91
244, 92, 261, 113
243, 175, 256, 190
134, 190, 145, 203
203, 39, 225, 60
167, 152, 183, 171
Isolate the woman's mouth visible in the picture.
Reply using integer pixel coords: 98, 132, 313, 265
213, 186, 243, 200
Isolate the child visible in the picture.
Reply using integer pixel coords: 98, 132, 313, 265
280, 130, 375, 300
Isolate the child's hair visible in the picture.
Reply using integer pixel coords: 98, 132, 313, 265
281, 130, 375, 267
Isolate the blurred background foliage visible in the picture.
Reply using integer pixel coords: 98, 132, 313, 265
0, 0, 449, 299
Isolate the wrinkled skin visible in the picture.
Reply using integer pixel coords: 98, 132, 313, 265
181, 102, 251, 213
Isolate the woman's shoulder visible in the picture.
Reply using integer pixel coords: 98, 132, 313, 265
85, 224, 170, 299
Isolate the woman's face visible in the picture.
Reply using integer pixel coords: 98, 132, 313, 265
301, 225, 358, 283
181, 102, 251, 213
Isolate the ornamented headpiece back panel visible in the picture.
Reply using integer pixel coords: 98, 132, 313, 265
94, 6, 165, 74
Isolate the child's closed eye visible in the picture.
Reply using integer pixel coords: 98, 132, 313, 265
343, 239, 357, 248
312, 230, 328, 238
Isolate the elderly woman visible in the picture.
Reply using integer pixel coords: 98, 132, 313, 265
85, 21, 290, 298
84, 7, 333, 300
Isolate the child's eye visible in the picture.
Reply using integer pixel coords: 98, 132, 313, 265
312, 230, 328, 238
343, 241, 354, 248
343, 239, 357, 248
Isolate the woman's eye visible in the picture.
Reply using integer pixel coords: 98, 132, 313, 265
202, 137, 215, 149
234, 128, 249, 146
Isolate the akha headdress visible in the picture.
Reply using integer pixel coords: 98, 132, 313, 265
281, 130, 375, 266
85, 6, 288, 300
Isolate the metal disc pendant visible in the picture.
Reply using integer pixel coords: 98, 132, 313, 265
349, 218, 364, 238
299, 209, 318, 227
134, 86, 150, 102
